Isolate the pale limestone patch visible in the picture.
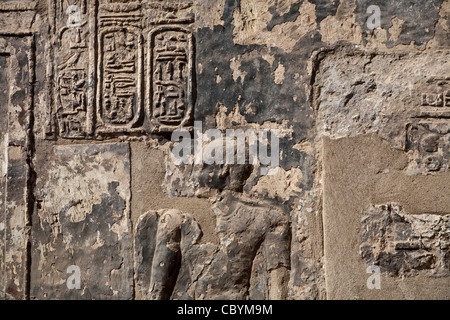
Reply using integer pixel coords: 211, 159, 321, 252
389, 17, 404, 42
293, 140, 314, 156
319, 0, 362, 45
8, 146, 22, 160
260, 47, 275, 67
276, 0, 293, 16
232, 0, 275, 45
0, 133, 7, 177
194, 0, 225, 30
233, 0, 317, 53
426, 0, 450, 49
215, 102, 247, 130
111, 216, 129, 241
274, 63, 285, 84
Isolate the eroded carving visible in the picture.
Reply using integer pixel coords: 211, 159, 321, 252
422, 91, 450, 108
0, 1, 36, 12
31, 143, 133, 299
55, 0, 92, 138
164, 136, 254, 198
406, 121, 450, 172
135, 192, 290, 300
418, 77, 450, 119
134, 209, 207, 300
197, 191, 291, 300
149, 27, 194, 132
422, 77, 450, 108
360, 204, 450, 277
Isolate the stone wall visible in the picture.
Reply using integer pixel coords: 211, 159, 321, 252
0, 0, 448, 300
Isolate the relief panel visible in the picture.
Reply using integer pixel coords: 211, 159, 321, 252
143, 0, 194, 25
51, 0, 195, 139
0, 35, 34, 300
360, 204, 449, 277
96, 1, 144, 134
406, 121, 450, 172
417, 77, 450, 119
149, 27, 195, 132
408, 77, 450, 173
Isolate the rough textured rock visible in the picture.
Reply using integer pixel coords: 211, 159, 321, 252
0, 0, 449, 300
360, 204, 449, 277
135, 192, 290, 300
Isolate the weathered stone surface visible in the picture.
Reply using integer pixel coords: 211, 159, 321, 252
354, 0, 443, 47
0, 52, 8, 300
1, 0, 449, 301
316, 53, 450, 300
314, 49, 450, 152
30, 143, 133, 299
0, 35, 34, 300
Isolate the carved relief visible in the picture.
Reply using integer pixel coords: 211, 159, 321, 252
98, 28, 143, 131
422, 90, 450, 108
96, 1, 144, 133
149, 27, 194, 132
360, 204, 449, 277
98, 0, 142, 23
406, 121, 449, 172
134, 192, 290, 300
0, 1, 36, 12
51, 0, 195, 139
406, 77, 450, 173
55, 0, 92, 138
